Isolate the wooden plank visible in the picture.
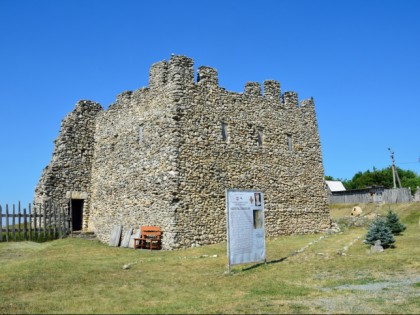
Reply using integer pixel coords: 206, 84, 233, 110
18, 202, 21, 241
0, 205, 3, 242
53, 204, 57, 239
47, 201, 51, 239
50, 202, 54, 239
60, 206, 64, 236
38, 205, 42, 239
12, 204, 16, 241
64, 205, 68, 236
5, 205, 9, 242
33, 207, 37, 241
23, 208, 27, 240
28, 203, 32, 241
43, 203, 46, 240
69, 199, 73, 233
65, 206, 69, 236
67, 205, 70, 235
58, 205, 62, 239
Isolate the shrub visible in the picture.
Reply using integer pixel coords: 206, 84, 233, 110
385, 210, 406, 235
365, 217, 395, 248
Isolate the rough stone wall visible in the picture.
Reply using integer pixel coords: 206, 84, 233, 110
34, 100, 103, 227
87, 56, 194, 248
173, 62, 329, 247
35, 55, 330, 248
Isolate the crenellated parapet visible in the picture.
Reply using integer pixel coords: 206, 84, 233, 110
146, 55, 314, 112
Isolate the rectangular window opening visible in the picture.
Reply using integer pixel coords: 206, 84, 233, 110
221, 122, 228, 142
257, 128, 263, 147
139, 124, 144, 144
287, 134, 293, 151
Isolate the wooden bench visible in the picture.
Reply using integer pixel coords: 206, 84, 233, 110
133, 226, 162, 251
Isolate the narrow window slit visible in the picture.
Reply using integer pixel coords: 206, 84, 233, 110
221, 122, 228, 142
257, 127, 263, 147
287, 134, 293, 151
139, 124, 144, 144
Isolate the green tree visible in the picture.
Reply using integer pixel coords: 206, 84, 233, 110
385, 210, 406, 235
365, 217, 395, 248
334, 166, 420, 194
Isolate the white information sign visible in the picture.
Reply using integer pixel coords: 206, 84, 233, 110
226, 189, 265, 270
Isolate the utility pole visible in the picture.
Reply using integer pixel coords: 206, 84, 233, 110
388, 148, 402, 188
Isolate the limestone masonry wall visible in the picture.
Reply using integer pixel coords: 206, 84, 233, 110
35, 55, 330, 249
35, 100, 102, 227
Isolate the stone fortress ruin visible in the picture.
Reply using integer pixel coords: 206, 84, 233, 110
35, 55, 330, 249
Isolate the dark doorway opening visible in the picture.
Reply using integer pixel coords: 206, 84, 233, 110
70, 199, 84, 231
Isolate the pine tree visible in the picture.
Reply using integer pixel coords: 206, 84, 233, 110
385, 210, 406, 235
365, 217, 395, 248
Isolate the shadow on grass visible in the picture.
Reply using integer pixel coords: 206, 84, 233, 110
241, 256, 289, 271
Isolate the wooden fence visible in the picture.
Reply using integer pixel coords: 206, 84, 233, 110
328, 188, 413, 204
0, 202, 71, 242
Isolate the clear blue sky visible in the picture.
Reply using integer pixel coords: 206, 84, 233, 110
1, 0, 419, 205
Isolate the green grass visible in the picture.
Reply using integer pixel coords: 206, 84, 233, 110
0, 203, 419, 314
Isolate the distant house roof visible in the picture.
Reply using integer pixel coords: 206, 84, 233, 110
325, 180, 346, 192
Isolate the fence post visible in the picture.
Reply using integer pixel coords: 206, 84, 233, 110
49, 202, 53, 239
34, 206, 37, 241
58, 205, 62, 239
5, 205, 9, 242
12, 204, 16, 241
43, 203, 47, 240
47, 201, 51, 240
28, 203, 32, 241
18, 202, 21, 241
23, 208, 27, 241
53, 204, 57, 239
0, 205, 3, 242
38, 204, 42, 240
63, 208, 70, 235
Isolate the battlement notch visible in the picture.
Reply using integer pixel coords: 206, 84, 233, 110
283, 91, 299, 109
244, 82, 262, 97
